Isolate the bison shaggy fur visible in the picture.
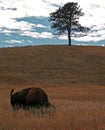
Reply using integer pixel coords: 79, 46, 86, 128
10, 87, 52, 110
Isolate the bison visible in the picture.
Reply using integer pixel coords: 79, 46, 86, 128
10, 87, 54, 111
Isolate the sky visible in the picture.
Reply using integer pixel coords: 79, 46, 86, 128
0, 0, 105, 47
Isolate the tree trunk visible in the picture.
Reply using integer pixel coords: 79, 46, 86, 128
68, 29, 71, 46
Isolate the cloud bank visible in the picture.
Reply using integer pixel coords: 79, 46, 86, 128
0, 0, 105, 47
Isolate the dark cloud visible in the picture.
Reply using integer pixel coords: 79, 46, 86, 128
0, 6, 17, 11
7, 8, 17, 11
42, 0, 61, 8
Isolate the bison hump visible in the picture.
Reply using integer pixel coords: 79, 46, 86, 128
26, 87, 49, 106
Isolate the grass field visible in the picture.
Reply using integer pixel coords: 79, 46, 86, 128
0, 45, 105, 129
0, 45, 105, 85
0, 84, 105, 130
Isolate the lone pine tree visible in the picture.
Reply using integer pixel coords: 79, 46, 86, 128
49, 2, 90, 45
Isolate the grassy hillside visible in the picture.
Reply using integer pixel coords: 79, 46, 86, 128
0, 45, 105, 130
0, 45, 105, 85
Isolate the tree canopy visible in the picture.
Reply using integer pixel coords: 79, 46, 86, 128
49, 2, 90, 45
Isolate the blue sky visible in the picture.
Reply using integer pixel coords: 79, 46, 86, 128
0, 0, 105, 47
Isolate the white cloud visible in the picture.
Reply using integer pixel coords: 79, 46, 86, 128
75, 36, 103, 42
0, 29, 13, 36
21, 31, 53, 39
0, 0, 52, 32
35, 24, 47, 28
0, 0, 105, 43
59, 35, 67, 40
0, 0, 56, 17
41, 32, 53, 38
75, 22, 105, 42
5, 39, 22, 44
0, 20, 47, 36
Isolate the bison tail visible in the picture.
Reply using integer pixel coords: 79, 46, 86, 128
10, 89, 14, 96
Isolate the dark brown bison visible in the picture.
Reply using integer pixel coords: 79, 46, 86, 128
10, 87, 53, 110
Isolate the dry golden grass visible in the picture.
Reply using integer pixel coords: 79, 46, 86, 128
0, 45, 105, 85
0, 45, 105, 129
0, 84, 105, 130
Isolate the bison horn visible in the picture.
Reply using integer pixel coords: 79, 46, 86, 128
10, 89, 14, 96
